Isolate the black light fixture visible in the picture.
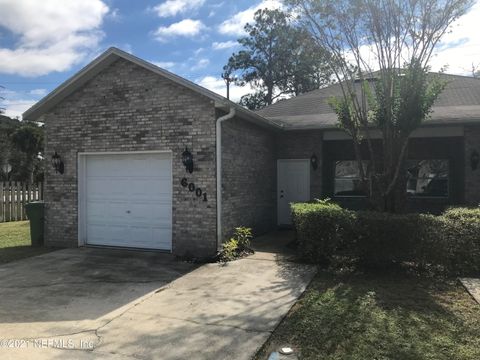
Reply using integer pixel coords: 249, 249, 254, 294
471, 150, 479, 171
51, 151, 64, 174
310, 153, 319, 170
182, 147, 194, 173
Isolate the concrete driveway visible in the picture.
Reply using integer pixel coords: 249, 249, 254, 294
0, 234, 316, 360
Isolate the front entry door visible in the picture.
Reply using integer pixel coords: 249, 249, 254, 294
277, 159, 310, 225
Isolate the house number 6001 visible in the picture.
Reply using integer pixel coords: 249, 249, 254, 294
181, 177, 208, 201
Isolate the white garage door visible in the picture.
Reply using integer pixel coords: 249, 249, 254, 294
85, 152, 172, 250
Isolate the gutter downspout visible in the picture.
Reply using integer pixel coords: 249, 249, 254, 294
216, 107, 236, 251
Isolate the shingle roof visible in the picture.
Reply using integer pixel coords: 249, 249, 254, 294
256, 73, 480, 129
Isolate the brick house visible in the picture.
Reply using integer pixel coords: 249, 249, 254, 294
24, 47, 480, 257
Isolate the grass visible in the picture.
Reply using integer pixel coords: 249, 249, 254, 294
0, 221, 54, 265
257, 271, 480, 360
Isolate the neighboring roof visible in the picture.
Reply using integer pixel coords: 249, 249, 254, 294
23, 47, 282, 130
257, 73, 480, 130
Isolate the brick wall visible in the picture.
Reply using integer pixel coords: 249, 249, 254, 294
276, 130, 323, 199
465, 125, 480, 205
221, 117, 276, 239
43, 58, 217, 257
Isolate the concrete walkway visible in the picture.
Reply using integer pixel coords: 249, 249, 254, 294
460, 278, 480, 305
1, 233, 316, 360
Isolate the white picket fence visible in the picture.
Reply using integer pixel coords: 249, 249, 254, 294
0, 182, 44, 222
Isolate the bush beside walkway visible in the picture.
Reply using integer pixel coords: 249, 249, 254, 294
292, 202, 480, 274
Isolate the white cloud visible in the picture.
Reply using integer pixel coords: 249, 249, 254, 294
153, 0, 205, 18
0, 88, 46, 119
197, 75, 252, 101
207, 1, 224, 17
194, 47, 205, 56
429, 1, 480, 75
2, 99, 36, 119
218, 0, 282, 35
153, 19, 206, 42
212, 40, 238, 50
107, 7, 121, 21
0, 0, 109, 77
151, 61, 176, 69
191, 58, 210, 71
29, 89, 48, 96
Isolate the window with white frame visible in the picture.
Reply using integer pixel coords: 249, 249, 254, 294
406, 159, 449, 197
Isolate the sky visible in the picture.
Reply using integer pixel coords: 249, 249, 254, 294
0, 0, 479, 119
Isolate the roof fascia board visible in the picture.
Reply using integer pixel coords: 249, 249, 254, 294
323, 126, 464, 140
278, 117, 480, 131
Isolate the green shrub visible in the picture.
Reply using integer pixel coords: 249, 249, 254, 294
220, 238, 239, 262
291, 203, 480, 274
233, 226, 253, 249
291, 202, 355, 264
355, 212, 415, 266
442, 206, 480, 221
219, 227, 253, 262
441, 208, 480, 274
313, 197, 335, 206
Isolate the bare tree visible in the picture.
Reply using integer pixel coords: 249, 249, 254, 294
287, 0, 473, 212
471, 63, 480, 78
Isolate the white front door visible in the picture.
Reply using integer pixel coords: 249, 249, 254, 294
84, 152, 172, 250
277, 159, 310, 225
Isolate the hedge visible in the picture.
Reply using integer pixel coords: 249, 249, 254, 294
291, 202, 480, 274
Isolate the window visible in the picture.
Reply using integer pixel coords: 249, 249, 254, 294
334, 160, 369, 197
334, 159, 449, 198
406, 160, 449, 197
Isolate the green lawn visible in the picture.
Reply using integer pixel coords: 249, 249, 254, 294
0, 221, 54, 265
257, 271, 480, 360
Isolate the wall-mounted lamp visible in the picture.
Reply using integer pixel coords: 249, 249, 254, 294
182, 147, 194, 173
310, 153, 319, 171
51, 151, 64, 174
471, 150, 479, 171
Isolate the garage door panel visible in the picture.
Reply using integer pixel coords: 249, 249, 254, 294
130, 178, 171, 200
87, 179, 131, 200
84, 152, 172, 250
110, 225, 132, 240
87, 224, 131, 245
129, 203, 171, 221
128, 227, 171, 250
87, 201, 131, 222
130, 158, 169, 176
107, 203, 132, 221
86, 201, 108, 220
151, 227, 173, 248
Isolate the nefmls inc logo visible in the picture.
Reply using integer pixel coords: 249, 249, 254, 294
33, 339, 75, 349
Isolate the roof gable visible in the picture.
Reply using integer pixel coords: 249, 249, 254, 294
23, 47, 281, 129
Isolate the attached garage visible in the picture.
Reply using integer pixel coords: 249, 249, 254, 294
78, 152, 172, 251
22, 47, 279, 257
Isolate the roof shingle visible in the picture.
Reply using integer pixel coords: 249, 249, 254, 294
256, 73, 480, 129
